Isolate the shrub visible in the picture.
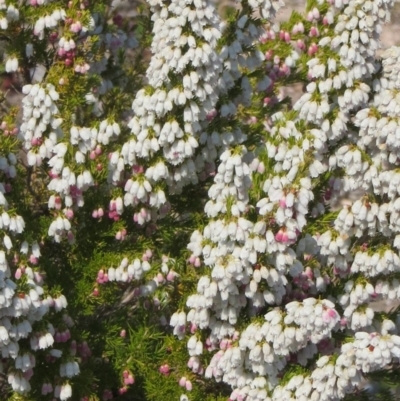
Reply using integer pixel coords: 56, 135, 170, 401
0, 0, 399, 400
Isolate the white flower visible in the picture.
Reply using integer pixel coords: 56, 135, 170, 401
60, 383, 72, 400
5, 56, 18, 73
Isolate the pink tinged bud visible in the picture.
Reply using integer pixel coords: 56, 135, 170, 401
185, 380, 193, 391
166, 271, 176, 282
142, 254, 148, 262
95, 145, 102, 155
189, 254, 196, 264
190, 323, 197, 333
90, 151, 96, 160
92, 210, 98, 218
305, 266, 314, 279
273, 55, 280, 64
280, 64, 290, 75
284, 32, 291, 42
29, 255, 38, 265
115, 231, 122, 240
120, 329, 126, 337
15, 268, 22, 279
310, 26, 319, 37
93, 288, 99, 296
279, 197, 287, 208
275, 229, 284, 242
257, 162, 265, 174
65, 209, 74, 219
118, 387, 128, 395
322, 308, 338, 323
156, 273, 164, 283
65, 329, 71, 340
307, 10, 314, 21
264, 50, 273, 60
98, 208, 104, 217
312, 7, 320, 19
67, 231, 75, 243
263, 97, 271, 105
179, 377, 187, 387
159, 364, 170, 375
308, 43, 318, 56
323, 16, 329, 25
194, 257, 201, 267
279, 30, 285, 40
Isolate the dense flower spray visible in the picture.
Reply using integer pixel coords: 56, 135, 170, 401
1, 0, 400, 399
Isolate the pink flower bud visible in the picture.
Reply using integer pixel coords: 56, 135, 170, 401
190, 323, 197, 333
310, 26, 319, 37
263, 97, 271, 105
296, 39, 305, 51
166, 270, 176, 281
118, 387, 128, 395
65, 209, 74, 219
185, 380, 192, 391
179, 377, 186, 387
264, 49, 273, 60
275, 229, 284, 242
308, 43, 318, 56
